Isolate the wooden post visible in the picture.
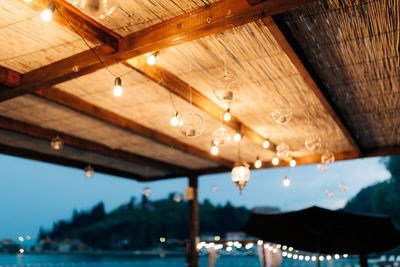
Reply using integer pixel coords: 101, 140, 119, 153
359, 254, 369, 267
187, 176, 199, 267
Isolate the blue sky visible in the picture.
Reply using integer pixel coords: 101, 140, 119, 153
0, 154, 390, 242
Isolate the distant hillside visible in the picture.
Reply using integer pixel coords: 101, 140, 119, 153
40, 194, 250, 250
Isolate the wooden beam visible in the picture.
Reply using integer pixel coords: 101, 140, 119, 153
0, 143, 146, 181
20, 0, 120, 52
33, 87, 234, 167
0, 115, 191, 174
126, 60, 276, 151
0, 66, 21, 87
14, 0, 312, 99
262, 16, 363, 155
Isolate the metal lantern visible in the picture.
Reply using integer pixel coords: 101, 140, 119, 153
179, 112, 204, 138
213, 71, 239, 102
212, 127, 231, 146
142, 186, 152, 197
50, 136, 64, 150
276, 143, 290, 158
305, 134, 322, 151
272, 99, 293, 124
231, 162, 250, 193
321, 150, 335, 165
84, 165, 95, 178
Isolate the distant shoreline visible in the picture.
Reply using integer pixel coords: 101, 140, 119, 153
19, 250, 186, 257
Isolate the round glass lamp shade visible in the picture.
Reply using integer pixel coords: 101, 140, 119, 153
213, 72, 239, 102
272, 99, 293, 124
212, 127, 231, 146
142, 186, 152, 197
179, 112, 204, 138
276, 143, 290, 158
84, 165, 95, 178
305, 134, 322, 151
321, 150, 335, 165
231, 162, 250, 193
73, 0, 116, 19
51, 136, 64, 150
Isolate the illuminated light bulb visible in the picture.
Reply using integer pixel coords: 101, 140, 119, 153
226, 246, 232, 252
272, 248, 278, 253
214, 236, 220, 241
287, 253, 292, 258
84, 165, 94, 178
311, 256, 317, 262
227, 241, 233, 247
142, 186, 151, 197
282, 245, 287, 250
282, 252, 287, 257
41, 2, 55, 22
24, 0, 32, 2
19, 249, 24, 254
343, 254, 348, 258
319, 256, 325, 261
170, 111, 179, 127
263, 139, 270, 149
159, 237, 166, 243
147, 53, 157, 65
272, 156, 279, 166
305, 256, 310, 261
113, 77, 123, 96
173, 192, 182, 202
233, 133, 241, 142
254, 157, 262, 169
293, 254, 298, 260
211, 143, 219, 156
276, 244, 281, 249
51, 136, 64, 150
257, 240, 263, 245
334, 254, 340, 260
299, 255, 304, 261
223, 108, 231, 121
288, 247, 293, 251
290, 159, 296, 167
283, 176, 290, 187
326, 255, 332, 261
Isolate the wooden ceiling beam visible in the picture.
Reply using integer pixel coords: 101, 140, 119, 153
20, 0, 120, 52
0, 115, 191, 175
126, 59, 276, 151
13, 0, 312, 99
262, 15, 363, 155
0, 66, 23, 102
33, 87, 234, 167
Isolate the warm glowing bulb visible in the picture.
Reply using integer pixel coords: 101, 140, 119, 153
290, 159, 296, 167
334, 254, 340, 260
113, 77, 122, 96
170, 112, 179, 127
24, 0, 32, 2
254, 157, 262, 169
41, 8, 53, 21
211, 145, 219, 155
223, 109, 231, 121
272, 156, 279, 165
147, 54, 156, 65
233, 133, 241, 142
263, 139, 270, 149
283, 176, 290, 187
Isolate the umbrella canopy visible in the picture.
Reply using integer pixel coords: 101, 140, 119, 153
243, 206, 400, 255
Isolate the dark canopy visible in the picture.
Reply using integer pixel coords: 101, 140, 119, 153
243, 206, 400, 255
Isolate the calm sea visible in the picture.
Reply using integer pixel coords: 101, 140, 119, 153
0, 254, 358, 267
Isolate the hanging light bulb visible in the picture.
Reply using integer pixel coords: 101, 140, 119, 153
231, 162, 250, 193
254, 157, 262, 169
305, 134, 322, 151
179, 112, 204, 138
24, 0, 32, 2
283, 176, 290, 187
213, 71, 239, 103
41, 2, 55, 22
173, 192, 182, 203
84, 165, 95, 178
142, 186, 152, 197
211, 142, 219, 155
147, 52, 157, 65
223, 108, 231, 121
272, 98, 293, 124
212, 127, 231, 146
113, 77, 123, 96
321, 150, 335, 165
50, 136, 64, 150
276, 143, 290, 158
233, 133, 241, 142
290, 159, 296, 167
170, 111, 179, 127
263, 139, 270, 149
272, 156, 279, 166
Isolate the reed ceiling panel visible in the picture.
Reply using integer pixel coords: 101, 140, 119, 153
0, 1, 92, 73
281, 0, 400, 149
0, 95, 218, 170
157, 21, 352, 156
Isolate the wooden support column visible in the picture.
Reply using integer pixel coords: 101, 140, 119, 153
187, 175, 199, 267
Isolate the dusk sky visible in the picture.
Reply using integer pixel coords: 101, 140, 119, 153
0, 154, 390, 242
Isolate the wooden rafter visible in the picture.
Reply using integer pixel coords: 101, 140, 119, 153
33, 87, 234, 167
262, 15, 363, 155
0, 115, 191, 174
19, 0, 120, 52
9, 0, 312, 101
126, 59, 276, 151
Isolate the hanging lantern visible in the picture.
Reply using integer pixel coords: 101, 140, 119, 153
179, 112, 204, 138
212, 127, 231, 146
276, 143, 290, 158
72, 0, 116, 19
272, 99, 293, 124
84, 165, 94, 178
283, 176, 291, 187
305, 134, 322, 151
321, 150, 335, 165
173, 192, 182, 203
50, 136, 64, 150
231, 162, 250, 193
213, 71, 239, 102
142, 186, 152, 197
